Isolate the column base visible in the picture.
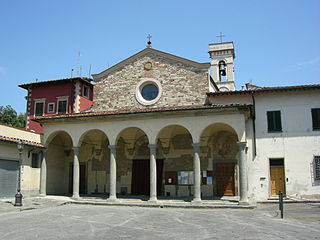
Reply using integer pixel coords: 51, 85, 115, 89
191, 198, 202, 204
107, 196, 118, 202
72, 193, 80, 199
39, 193, 46, 197
239, 200, 249, 205
148, 197, 158, 204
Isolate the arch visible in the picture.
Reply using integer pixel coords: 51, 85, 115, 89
156, 124, 193, 144
200, 122, 239, 144
200, 122, 239, 198
115, 127, 150, 145
45, 130, 73, 148
77, 129, 109, 147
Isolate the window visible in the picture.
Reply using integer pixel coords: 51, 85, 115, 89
48, 103, 55, 113
267, 110, 282, 132
311, 108, 320, 130
57, 97, 68, 114
83, 85, 90, 98
135, 78, 162, 106
35, 101, 44, 116
314, 156, 320, 180
31, 153, 40, 168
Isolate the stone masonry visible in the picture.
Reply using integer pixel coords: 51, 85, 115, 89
92, 52, 208, 111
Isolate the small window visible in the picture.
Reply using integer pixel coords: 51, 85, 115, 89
31, 153, 40, 168
83, 85, 90, 98
311, 108, 320, 130
267, 110, 282, 132
35, 101, 44, 116
57, 99, 67, 114
48, 103, 55, 113
314, 156, 320, 180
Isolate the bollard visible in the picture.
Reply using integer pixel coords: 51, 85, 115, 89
279, 191, 284, 219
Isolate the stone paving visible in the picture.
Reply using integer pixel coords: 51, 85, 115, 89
0, 197, 319, 239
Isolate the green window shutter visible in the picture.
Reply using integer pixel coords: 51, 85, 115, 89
267, 110, 282, 132
312, 108, 320, 130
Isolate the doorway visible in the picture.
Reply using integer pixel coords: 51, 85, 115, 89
270, 158, 285, 196
215, 162, 235, 197
69, 163, 87, 195
131, 159, 163, 196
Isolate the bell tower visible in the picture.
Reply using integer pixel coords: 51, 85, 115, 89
208, 42, 236, 91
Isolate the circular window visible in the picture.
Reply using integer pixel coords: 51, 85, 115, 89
141, 84, 159, 100
135, 79, 162, 106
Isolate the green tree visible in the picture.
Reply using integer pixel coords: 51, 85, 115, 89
0, 105, 26, 128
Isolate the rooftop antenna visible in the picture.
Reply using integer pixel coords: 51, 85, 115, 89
88, 64, 92, 78
216, 32, 225, 43
76, 51, 81, 77
71, 69, 74, 78
35, 78, 38, 82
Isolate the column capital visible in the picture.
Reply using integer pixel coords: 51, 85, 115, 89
148, 144, 157, 155
73, 146, 80, 155
237, 142, 247, 151
192, 143, 201, 153
108, 145, 117, 154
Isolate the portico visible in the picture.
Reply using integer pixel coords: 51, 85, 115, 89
38, 105, 250, 203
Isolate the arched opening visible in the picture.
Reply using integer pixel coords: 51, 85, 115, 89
156, 125, 194, 200
46, 131, 73, 195
218, 60, 227, 82
78, 129, 109, 196
115, 127, 151, 198
200, 123, 239, 199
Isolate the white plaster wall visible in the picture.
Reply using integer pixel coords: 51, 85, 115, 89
0, 142, 40, 196
0, 124, 41, 143
42, 111, 247, 148
250, 91, 320, 200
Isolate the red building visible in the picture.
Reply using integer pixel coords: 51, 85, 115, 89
19, 77, 93, 133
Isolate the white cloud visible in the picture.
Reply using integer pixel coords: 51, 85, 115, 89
294, 57, 320, 70
0, 66, 6, 74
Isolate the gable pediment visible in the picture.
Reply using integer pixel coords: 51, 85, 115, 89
92, 47, 210, 81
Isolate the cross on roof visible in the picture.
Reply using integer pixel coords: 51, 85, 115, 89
147, 34, 152, 44
216, 32, 226, 43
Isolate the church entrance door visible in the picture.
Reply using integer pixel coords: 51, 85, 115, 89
131, 159, 163, 196
215, 162, 235, 197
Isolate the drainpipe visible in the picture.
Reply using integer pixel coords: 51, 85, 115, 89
251, 92, 257, 157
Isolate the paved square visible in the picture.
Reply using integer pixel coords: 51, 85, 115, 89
0, 203, 319, 239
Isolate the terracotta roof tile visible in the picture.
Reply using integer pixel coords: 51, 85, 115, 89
34, 104, 251, 121
0, 135, 44, 148
19, 77, 93, 89
207, 84, 320, 96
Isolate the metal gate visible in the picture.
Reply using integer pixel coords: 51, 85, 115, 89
0, 159, 19, 199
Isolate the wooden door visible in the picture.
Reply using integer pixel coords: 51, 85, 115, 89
131, 159, 163, 196
131, 160, 150, 195
270, 166, 285, 196
215, 163, 235, 197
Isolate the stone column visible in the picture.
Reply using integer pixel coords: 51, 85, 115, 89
238, 142, 248, 204
192, 143, 201, 203
72, 147, 80, 199
39, 150, 47, 196
108, 145, 117, 201
148, 144, 157, 202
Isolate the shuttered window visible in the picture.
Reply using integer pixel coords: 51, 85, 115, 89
267, 110, 282, 132
58, 100, 67, 114
311, 108, 320, 130
315, 156, 320, 180
35, 102, 44, 116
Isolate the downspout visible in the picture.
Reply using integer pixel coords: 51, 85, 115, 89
251, 92, 257, 157
25, 88, 30, 129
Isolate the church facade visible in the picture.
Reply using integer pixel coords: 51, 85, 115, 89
19, 42, 320, 203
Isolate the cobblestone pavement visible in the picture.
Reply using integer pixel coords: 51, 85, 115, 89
0, 198, 319, 240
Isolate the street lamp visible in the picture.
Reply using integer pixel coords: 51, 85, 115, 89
15, 141, 24, 206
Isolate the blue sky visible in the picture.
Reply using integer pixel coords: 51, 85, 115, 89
1, 0, 319, 113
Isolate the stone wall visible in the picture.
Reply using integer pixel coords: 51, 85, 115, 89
93, 53, 208, 111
